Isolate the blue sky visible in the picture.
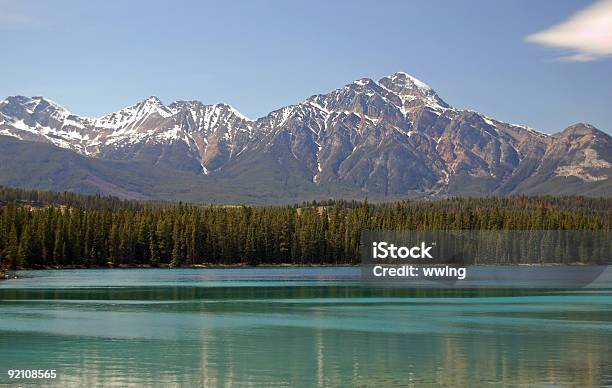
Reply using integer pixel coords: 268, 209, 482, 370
1, 0, 611, 134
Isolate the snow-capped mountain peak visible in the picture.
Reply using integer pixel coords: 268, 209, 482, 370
94, 96, 173, 130
0, 95, 73, 122
379, 72, 449, 111
384, 72, 433, 92
0, 72, 609, 200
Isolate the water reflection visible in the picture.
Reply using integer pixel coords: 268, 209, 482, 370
0, 270, 611, 386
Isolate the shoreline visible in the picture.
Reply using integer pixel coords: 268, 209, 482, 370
0, 270, 16, 280
6, 263, 358, 271
0, 263, 357, 280
3, 264, 610, 285
5, 261, 610, 272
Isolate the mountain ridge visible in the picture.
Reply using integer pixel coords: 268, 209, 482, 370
0, 72, 610, 202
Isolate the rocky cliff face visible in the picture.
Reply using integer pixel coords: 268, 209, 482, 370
0, 72, 610, 202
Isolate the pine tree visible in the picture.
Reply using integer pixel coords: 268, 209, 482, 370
53, 227, 64, 265
17, 224, 35, 267
5, 224, 20, 269
170, 222, 183, 268
108, 222, 119, 265
149, 233, 160, 266
244, 223, 256, 264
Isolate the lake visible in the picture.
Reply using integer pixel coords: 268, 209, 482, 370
1, 268, 612, 386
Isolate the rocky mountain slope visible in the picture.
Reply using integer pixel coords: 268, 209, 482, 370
0, 72, 610, 202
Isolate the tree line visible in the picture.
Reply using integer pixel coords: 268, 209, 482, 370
0, 186, 610, 269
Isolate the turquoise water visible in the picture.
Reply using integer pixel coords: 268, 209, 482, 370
1, 268, 611, 387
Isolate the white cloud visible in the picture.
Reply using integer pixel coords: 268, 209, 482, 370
527, 0, 612, 62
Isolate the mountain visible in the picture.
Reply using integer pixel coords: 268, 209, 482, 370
0, 72, 610, 203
